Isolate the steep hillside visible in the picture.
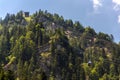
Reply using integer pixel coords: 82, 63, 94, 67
0, 10, 120, 80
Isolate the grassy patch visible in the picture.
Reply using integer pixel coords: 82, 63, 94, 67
41, 52, 51, 58
25, 17, 31, 22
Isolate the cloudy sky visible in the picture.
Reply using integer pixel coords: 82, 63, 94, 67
0, 0, 120, 43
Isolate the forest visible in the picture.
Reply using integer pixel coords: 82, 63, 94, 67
0, 10, 120, 80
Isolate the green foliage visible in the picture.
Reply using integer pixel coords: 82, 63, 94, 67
0, 68, 15, 80
0, 10, 119, 80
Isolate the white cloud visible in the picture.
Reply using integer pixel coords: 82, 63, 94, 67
112, 0, 120, 11
118, 15, 120, 23
92, 0, 102, 10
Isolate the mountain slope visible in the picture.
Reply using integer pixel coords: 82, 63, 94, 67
0, 10, 120, 80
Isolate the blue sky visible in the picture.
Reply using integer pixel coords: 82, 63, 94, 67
0, 0, 120, 43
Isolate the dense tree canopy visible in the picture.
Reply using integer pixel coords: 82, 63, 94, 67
0, 10, 120, 80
